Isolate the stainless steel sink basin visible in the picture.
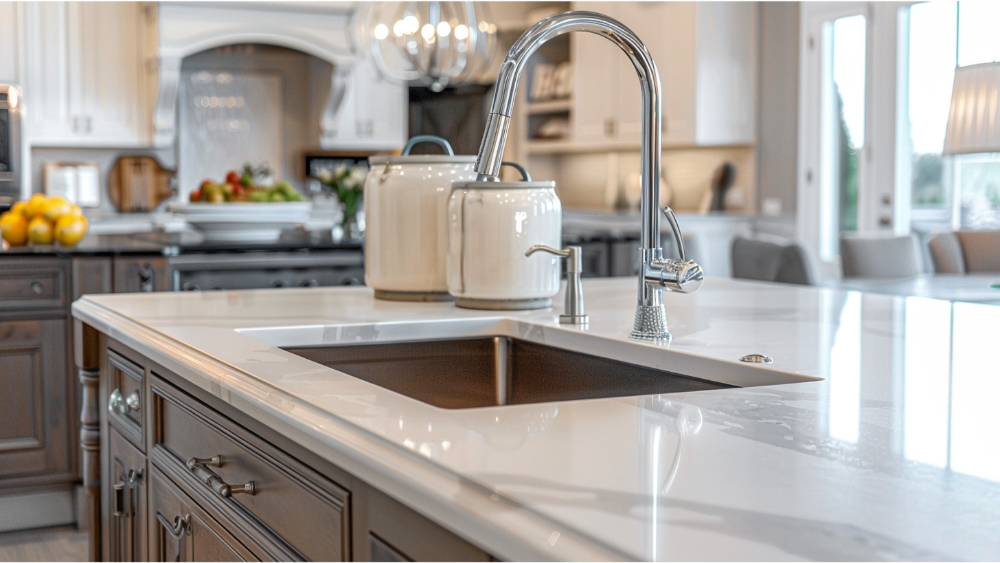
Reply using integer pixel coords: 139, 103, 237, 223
285, 336, 732, 409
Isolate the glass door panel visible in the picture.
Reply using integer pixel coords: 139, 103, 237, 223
819, 14, 867, 261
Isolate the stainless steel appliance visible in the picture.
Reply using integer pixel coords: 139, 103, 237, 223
0, 85, 23, 206
169, 250, 364, 291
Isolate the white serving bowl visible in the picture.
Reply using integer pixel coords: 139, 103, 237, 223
170, 202, 311, 242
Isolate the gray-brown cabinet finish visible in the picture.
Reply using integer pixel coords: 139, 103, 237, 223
81, 332, 495, 562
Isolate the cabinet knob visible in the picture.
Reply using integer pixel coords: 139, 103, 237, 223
109, 388, 125, 415
125, 391, 140, 412
604, 118, 616, 137
30, 281, 43, 295
138, 266, 154, 292
109, 388, 139, 415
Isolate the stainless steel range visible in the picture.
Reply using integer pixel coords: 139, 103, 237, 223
169, 250, 363, 291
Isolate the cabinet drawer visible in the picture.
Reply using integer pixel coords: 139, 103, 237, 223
152, 377, 350, 561
107, 350, 144, 448
0, 260, 66, 310
149, 464, 258, 562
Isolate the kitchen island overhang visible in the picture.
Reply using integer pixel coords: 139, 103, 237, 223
72, 278, 1000, 561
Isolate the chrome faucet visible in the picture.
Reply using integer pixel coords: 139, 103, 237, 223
474, 11, 704, 341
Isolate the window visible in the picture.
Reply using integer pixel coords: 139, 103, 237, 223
901, 1, 1000, 230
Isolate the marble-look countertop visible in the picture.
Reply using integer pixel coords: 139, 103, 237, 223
71, 278, 1000, 561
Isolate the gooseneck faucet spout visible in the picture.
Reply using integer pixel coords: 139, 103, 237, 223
474, 11, 704, 341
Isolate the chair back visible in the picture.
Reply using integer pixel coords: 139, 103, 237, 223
956, 231, 1000, 273
839, 234, 922, 279
731, 236, 816, 285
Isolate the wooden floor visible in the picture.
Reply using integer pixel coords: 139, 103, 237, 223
0, 526, 88, 562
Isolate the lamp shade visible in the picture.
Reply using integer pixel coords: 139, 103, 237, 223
943, 61, 1000, 155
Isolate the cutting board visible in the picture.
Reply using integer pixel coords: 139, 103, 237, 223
109, 156, 175, 212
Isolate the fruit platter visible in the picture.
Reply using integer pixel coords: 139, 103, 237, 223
170, 165, 311, 243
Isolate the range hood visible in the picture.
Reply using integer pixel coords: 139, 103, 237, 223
151, 2, 369, 149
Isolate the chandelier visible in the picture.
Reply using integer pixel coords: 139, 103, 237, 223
361, 2, 497, 92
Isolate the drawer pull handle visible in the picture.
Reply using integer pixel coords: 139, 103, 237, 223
156, 512, 189, 541
30, 281, 43, 294
156, 512, 189, 561
186, 457, 255, 498
108, 388, 140, 416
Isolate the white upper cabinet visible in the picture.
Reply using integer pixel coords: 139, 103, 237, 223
571, 2, 622, 145
571, 1, 757, 148
23, 2, 153, 147
0, 2, 23, 86
321, 60, 407, 151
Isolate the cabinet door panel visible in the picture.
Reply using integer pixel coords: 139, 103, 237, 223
0, 319, 71, 479
0, 2, 22, 85
23, 1, 75, 142
68, 2, 146, 144
616, 2, 697, 143
149, 464, 255, 562
108, 428, 146, 562
113, 257, 169, 293
570, 2, 621, 144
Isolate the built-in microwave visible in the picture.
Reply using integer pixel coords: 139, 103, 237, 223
0, 85, 23, 206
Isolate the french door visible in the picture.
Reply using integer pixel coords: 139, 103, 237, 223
800, 3, 872, 278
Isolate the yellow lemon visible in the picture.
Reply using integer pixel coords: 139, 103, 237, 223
55, 214, 88, 246
25, 194, 49, 220
68, 205, 84, 218
27, 216, 54, 245
10, 200, 28, 217
0, 212, 29, 246
43, 196, 74, 223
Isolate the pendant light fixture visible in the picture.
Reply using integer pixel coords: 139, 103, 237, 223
360, 2, 497, 92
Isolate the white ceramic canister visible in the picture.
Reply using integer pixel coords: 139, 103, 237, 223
365, 136, 478, 301
447, 164, 563, 310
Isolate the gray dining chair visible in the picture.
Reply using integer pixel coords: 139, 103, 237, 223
839, 234, 923, 279
928, 230, 1000, 273
731, 235, 816, 285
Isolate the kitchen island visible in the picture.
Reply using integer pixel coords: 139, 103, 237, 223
71, 278, 1000, 561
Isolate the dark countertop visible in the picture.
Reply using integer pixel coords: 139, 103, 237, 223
1, 230, 363, 258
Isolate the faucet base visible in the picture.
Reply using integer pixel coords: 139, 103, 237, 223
629, 304, 672, 342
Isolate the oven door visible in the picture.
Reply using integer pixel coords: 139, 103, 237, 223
168, 250, 365, 291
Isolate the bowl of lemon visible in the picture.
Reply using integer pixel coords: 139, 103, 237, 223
1, 194, 89, 248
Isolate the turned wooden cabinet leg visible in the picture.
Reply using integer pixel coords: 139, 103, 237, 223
76, 321, 102, 562
80, 367, 100, 562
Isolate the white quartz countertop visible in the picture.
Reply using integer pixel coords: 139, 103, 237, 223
72, 278, 1000, 561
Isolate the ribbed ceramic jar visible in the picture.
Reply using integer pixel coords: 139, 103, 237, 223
365, 136, 477, 301
447, 176, 562, 310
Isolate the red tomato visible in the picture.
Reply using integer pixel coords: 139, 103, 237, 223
189, 189, 202, 202
225, 171, 240, 185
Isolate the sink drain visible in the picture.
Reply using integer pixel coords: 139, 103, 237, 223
740, 354, 773, 364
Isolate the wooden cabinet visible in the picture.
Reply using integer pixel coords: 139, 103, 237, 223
82, 335, 495, 561
22, 1, 153, 147
107, 428, 146, 562
149, 465, 254, 562
113, 257, 169, 294
0, 318, 72, 482
570, 1, 757, 147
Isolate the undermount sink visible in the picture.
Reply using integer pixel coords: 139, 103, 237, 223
284, 336, 732, 409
